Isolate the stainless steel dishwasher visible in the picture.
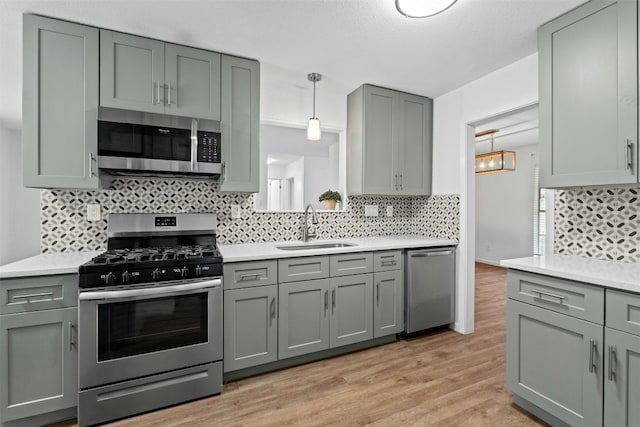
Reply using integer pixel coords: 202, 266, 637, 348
405, 247, 456, 334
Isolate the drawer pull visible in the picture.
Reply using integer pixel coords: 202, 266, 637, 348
12, 291, 54, 301
589, 340, 597, 373
324, 290, 328, 314
608, 346, 617, 381
69, 322, 76, 351
239, 273, 261, 280
270, 298, 276, 326
531, 289, 565, 304
380, 260, 397, 266
376, 283, 380, 305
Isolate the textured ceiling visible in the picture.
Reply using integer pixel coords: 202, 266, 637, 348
0, 0, 587, 130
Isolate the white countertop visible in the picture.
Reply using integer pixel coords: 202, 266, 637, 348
0, 251, 101, 279
219, 236, 458, 263
500, 254, 640, 294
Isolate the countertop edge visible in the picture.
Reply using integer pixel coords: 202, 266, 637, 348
0, 251, 101, 280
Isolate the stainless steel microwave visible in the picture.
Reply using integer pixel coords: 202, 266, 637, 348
97, 107, 221, 178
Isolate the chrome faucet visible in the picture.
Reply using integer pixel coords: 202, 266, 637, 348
302, 204, 319, 242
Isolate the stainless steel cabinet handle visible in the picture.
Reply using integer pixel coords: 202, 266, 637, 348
221, 161, 227, 183
332, 289, 336, 310
531, 289, 566, 305
156, 80, 161, 104
380, 260, 397, 266
400, 173, 403, 190
626, 139, 633, 170
394, 173, 398, 190
152, 81, 155, 104
167, 82, 172, 105
69, 322, 76, 351
270, 297, 275, 326
589, 340, 597, 373
89, 153, 96, 177
608, 346, 617, 381
324, 290, 328, 313
12, 291, 54, 300
376, 283, 380, 305
239, 273, 260, 280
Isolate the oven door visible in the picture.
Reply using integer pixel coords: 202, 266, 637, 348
78, 278, 222, 390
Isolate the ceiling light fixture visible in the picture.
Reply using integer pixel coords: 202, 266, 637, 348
474, 129, 516, 175
307, 73, 322, 141
395, 0, 458, 18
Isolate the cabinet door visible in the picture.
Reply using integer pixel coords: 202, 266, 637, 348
397, 93, 432, 196
23, 15, 99, 189
506, 300, 603, 426
539, 0, 637, 187
362, 85, 398, 194
100, 30, 165, 113
373, 270, 404, 338
224, 286, 277, 372
220, 55, 260, 192
0, 307, 77, 422
165, 44, 221, 120
329, 274, 373, 348
278, 279, 330, 359
604, 327, 640, 427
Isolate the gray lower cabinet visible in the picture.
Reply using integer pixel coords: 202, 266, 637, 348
604, 327, 640, 427
329, 274, 373, 347
538, 0, 638, 188
23, 15, 99, 189
507, 299, 603, 426
373, 270, 404, 338
278, 279, 331, 359
347, 84, 432, 196
220, 55, 260, 193
100, 30, 221, 120
224, 285, 277, 372
0, 307, 78, 423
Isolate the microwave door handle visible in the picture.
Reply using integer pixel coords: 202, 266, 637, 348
78, 278, 221, 301
191, 119, 198, 172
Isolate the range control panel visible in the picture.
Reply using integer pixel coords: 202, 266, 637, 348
197, 132, 221, 163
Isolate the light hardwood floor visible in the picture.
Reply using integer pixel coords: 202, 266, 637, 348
54, 263, 546, 426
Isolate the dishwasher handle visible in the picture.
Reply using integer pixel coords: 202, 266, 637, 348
410, 250, 453, 257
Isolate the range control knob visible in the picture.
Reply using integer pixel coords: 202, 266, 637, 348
195, 265, 202, 277
180, 266, 189, 278
152, 269, 162, 280
121, 271, 131, 283
104, 272, 116, 285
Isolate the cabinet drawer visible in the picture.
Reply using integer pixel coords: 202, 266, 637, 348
373, 250, 402, 272
606, 289, 640, 336
278, 256, 329, 283
0, 274, 78, 314
330, 252, 372, 277
223, 260, 277, 290
507, 270, 604, 324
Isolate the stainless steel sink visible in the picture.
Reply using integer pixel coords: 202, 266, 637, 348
276, 242, 357, 251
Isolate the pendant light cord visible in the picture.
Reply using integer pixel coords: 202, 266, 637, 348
312, 79, 316, 119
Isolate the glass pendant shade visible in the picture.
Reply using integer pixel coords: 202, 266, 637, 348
396, 0, 458, 18
475, 150, 516, 175
307, 118, 321, 141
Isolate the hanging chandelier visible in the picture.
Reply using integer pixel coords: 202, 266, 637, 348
474, 129, 516, 175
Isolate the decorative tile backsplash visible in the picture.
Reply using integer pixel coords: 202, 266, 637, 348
41, 178, 460, 253
555, 187, 640, 262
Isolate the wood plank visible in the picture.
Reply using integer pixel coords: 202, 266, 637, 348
48, 263, 545, 426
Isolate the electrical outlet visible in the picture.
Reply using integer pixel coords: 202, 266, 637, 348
230, 205, 242, 219
364, 205, 378, 217
87, 204, 101, 222
386, 206, 393, 217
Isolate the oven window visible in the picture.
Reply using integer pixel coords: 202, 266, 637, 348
97, 293, 208, 361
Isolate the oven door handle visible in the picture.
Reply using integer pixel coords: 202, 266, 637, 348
78, 278, 222, 301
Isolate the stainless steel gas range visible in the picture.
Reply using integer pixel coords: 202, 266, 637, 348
77, 213, 223, 426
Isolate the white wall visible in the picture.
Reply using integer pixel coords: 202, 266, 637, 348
433, 53, 539, 334
0, 127, 40, 265
475, 143, 538, 265
303, 156, 330, 210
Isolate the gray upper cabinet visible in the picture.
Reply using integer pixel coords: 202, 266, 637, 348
539, 0, 638, 188
329, 274, 373, 347
100, 30, 221, 120
348, 84, 432, 196
0, 307, 78, 422
604, 326, 640, 427
220, 55, 260, 193
23, 15, 99, 189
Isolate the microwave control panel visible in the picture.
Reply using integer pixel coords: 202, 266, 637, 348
197, 132, 221, 163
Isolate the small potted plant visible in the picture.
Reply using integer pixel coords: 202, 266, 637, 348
318, 190, 342, 210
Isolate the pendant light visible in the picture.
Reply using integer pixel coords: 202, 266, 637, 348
474, 129, 516, 175
396, 0, 458, 18
307, 73, 322, 141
